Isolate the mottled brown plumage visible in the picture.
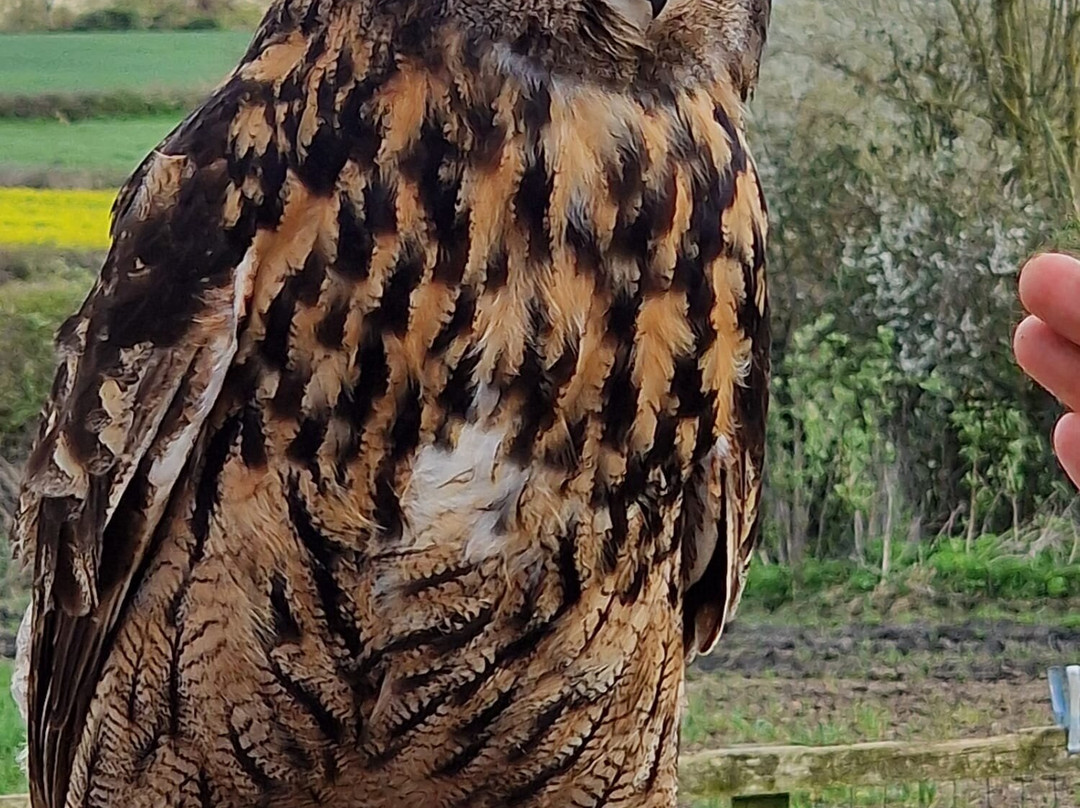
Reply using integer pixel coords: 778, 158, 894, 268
14, 1, 771, 806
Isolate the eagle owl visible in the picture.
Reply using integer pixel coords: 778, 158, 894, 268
13, 0, 771, 806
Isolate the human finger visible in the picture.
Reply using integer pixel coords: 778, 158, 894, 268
1014, 314, 1080, 411
1018, 253, 1080, 348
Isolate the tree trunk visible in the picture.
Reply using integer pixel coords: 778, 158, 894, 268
966, 469, 978, 553
789, 436, 808, 570
882, 466, 896, 578
854, 510, 865, 564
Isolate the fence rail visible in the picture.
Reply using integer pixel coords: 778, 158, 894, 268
680, 725, 1079, 805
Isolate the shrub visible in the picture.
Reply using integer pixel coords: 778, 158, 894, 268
71, 7, 139, 30
181, 16, 220, 30
744, 564, 794, 612
0, 274, 93, 456
799, 559, 853, 590
0, 90, 201, 120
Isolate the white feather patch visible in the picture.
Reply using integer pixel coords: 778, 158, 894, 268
404, 423, 528, 564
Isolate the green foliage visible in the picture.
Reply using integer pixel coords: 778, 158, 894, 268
744, 557, 885, 612
179, 16, 220, 30
0, 264, 94, 455
143, 3, 225, 31
752, 0, 1074, 565
0, 89, 200, 121
72, 6, 139, 30
69, 5, 226, 33
0, 661, 27, 796
768, 316, 903, 557
1045, 217, 1080, 255
948, 395, 1048, 531
928, 538, 1080, 599
2, 0, 264, 31
801, 559, 879, 594
743, 564, 794, 611
744, 534, 1080, 612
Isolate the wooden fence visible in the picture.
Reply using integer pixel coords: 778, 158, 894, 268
2, 727, 1077, 808
680, 725, 1079, 806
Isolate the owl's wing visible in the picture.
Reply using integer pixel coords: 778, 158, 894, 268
677, 114, 770, 658
13, 51, 288, 808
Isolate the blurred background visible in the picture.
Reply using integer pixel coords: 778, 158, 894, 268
0, 0, 1079, 804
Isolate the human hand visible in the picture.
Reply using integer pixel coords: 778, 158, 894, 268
1014, 252, 1080, 487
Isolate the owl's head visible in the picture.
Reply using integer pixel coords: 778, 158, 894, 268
436, 0, 771, 96
649, 0, 772, 97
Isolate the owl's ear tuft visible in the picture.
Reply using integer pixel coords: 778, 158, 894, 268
736, 0, 770, 100
588, 0, 655, 54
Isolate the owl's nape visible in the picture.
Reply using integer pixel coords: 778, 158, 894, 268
15, 1, 770, 807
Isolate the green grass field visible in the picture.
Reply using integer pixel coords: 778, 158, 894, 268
0, 115, 179, 183
0, 32, 246, 185
0, 31, 251, 95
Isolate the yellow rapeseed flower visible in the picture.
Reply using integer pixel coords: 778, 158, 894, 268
0, 187, 115, 249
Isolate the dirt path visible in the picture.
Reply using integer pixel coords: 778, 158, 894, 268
694, 619, 1080, 683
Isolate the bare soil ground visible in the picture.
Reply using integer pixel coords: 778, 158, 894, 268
695, 620, 1080, 684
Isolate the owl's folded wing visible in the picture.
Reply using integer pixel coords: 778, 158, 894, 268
12, 70, 284, 808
